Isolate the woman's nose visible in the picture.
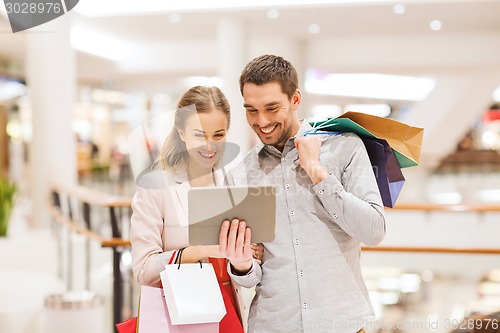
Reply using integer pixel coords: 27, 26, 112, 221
205, 139, 215, 151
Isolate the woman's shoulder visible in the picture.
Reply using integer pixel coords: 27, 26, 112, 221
135, 167, 179, 190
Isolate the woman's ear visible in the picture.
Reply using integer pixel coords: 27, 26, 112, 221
177, 129, 186, 142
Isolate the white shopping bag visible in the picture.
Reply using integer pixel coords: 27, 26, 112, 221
160, 262, 226, 325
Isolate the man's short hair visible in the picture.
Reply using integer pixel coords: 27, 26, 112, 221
239, 54, 298, 100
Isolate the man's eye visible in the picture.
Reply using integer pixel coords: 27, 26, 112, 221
267, 107, 278, 112
246, 109, 257, 113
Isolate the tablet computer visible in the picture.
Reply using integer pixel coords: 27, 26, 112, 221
188, 186, 276, 246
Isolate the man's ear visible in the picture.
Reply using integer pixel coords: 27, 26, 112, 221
292, 89, 302, 110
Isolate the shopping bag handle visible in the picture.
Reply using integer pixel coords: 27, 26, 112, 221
176, 248, 203, 270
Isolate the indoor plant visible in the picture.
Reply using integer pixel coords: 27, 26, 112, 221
0, 177, 16, 237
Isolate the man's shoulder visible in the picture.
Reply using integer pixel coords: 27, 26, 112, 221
323, 131, 364, 147
225, 145, 260, 179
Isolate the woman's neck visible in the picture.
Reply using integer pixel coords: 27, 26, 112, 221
187, 164, 215, 187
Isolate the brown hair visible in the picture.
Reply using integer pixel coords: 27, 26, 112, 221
156, 86, 230, 172
239, 54, 298, 100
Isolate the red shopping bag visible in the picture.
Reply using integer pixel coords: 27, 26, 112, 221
116, 316, 137, 333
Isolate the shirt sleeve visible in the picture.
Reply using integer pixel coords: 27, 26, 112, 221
227, 259, 262, 288
312, 134, 386, 246
130, 185, 165, 287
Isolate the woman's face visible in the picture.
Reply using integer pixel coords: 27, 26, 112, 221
178, 109, 228, 169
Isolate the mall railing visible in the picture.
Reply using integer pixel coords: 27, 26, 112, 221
49, 182, 132, 333
361, 203, 500, 254
48, 183, 500, 332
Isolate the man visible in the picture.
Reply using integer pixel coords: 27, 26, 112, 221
219, 54, 386, 333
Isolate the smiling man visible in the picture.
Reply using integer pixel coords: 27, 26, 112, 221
219, 54, 386, 333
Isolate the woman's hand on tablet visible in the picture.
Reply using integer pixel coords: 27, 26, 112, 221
219, 218, 253, 275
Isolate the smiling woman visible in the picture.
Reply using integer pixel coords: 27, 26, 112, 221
128, 85, 259, 333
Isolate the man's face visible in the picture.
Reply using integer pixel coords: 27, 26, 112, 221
242, 82, 301, 151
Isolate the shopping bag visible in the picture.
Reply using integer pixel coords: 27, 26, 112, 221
309, 111, 424, 168
115, 316, 137, 333
160, 262, 226, 325
360, 137, 405, 208
137, 285, 218, 333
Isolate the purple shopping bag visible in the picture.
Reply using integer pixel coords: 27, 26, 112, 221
138, 286, 219, 333
361, 137, 405, 208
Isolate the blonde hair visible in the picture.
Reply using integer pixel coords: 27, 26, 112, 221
156, 86, 230, 172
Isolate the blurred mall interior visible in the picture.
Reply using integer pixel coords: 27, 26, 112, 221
1, 1, 500, 332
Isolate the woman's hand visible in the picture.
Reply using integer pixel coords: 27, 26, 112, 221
219, 218, 253, 274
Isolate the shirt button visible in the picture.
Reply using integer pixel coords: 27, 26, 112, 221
285, 184, 290, 189
333, 213, 338, 219
329, 172, 333, 176
299, 270, 304, 276
290, 211, 295, 216
295, 239, 300, 245
303, 303, 308, 309
318, 189, 324, 194
282, 157, 286, 162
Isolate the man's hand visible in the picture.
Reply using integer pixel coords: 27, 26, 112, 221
251, 243, 264, 264
219, 218, 253, 275
294, 135, 328, 184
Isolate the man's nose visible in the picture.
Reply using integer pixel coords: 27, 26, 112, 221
256, 113, 270, 127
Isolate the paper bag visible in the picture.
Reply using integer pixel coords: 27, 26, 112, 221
309, 111, 423, 168
361, 138, 406, 208
160, 263, 226, 325
137, 285, 218, 333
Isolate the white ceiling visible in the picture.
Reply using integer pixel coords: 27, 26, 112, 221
1, 0, 500, 167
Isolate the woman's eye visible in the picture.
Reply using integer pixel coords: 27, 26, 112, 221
194, 133, 205, 138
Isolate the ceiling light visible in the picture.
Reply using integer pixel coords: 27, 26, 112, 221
75, 0, 396, 17
393, 4, 405, 14
429, 19, 442, 31
0, 80, 27, 101
70, 25, 130, 61
308, 23, 321, 34
267, 9, 280, 19
183, 76, 224, 88
344, 104, 391, 117
305, 69, 436, 101
308, 104, 342, 122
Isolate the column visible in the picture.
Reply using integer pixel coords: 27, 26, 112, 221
286, 39, 311, 120
26, 13, 76, 227
216, 18, 252, 156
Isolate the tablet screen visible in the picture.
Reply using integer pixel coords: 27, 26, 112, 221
188, 186, 276, 245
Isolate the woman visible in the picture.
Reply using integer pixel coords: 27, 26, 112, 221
130, 86, 261, 332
